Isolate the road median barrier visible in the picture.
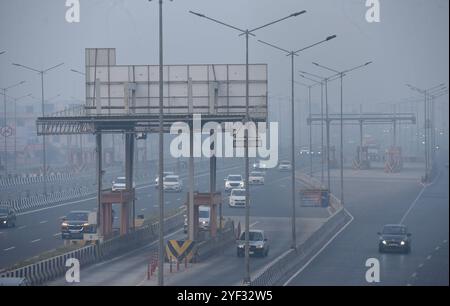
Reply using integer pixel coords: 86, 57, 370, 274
193, 220, 235, 262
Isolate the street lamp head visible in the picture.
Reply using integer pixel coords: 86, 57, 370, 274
291, 10, 307, 17
326, 35, 337, 41
189, 10, 205, 18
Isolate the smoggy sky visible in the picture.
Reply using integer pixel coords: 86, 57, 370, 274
0, 0, 448, 119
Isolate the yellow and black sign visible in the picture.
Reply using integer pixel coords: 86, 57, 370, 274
165, 240, 195, 262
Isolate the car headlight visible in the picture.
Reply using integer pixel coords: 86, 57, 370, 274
61, 222, 68, 227
382, 240, 387, 245
239, 182, 244, 187
400, 241, 405, 245
2, 220, 7, 224
256, 244, 264, 249
238, 244, 244, 248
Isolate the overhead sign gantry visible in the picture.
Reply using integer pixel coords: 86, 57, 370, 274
36, 48, 268, 241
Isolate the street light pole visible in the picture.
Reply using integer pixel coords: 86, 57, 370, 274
13, 62, 64, 195
70, 70, 87, 171
190, 8, 306, 285
313, 61, 372, 206
13, 94, 32, 173
258, 35, 336, 250
1, 81, 26, 175
298, 70, 339, 190
298, 74, 327, 179
406, 83, 446, 181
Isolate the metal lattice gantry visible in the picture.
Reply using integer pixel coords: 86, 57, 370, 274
307, 112, 416, 126
36, 113, 256, 136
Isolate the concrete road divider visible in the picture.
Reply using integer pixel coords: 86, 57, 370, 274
193, 220, 235, 262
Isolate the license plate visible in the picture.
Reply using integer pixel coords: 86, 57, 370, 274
249, 251, 254, 255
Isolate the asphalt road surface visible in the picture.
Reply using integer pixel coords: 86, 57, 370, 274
286, 151, 449, 286
0, 155, 309, 270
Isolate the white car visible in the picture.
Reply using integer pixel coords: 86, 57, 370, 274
253, 160, 268, 170
249, 171, 265, 185
112, 177, 135, 191
236, 229, 269, 257
229, 189, 246, 207
278, 160, 292, 171
155, 171, 174, 188
299, 148, 310, 156
224, 174, 244, 191
198, 206, 211, 230
163, 175, 183, 192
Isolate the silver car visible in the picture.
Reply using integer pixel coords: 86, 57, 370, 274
236, 229, 269, 257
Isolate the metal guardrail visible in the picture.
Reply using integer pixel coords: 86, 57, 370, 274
0, 186, 94, 214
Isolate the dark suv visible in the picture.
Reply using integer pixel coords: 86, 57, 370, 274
0, 207, 16, 228
61, 210, 96, 240
378, 224, 412, 254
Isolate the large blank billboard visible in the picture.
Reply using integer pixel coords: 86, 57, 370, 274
85, 48, 267, 120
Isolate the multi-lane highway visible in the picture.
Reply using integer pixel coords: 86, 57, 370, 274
0, 158, 243, 269
47, 156, 327, 286
2, 149, 448, 287
0, 156, 309, 270
286, 151, 449, 286
46, 153, 449, 286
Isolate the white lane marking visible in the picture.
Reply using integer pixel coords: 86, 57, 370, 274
40, 220, 48, 224
411, 272, 417, 278
4, 246, 15, 251
399, 169, 442, 224
283, 208, 355, 286
141, 208, 146, 212
250, 221, 259, 228
53, 233, 61, 237
435, 246, 440, 251
418, 263, 424, 269
443, 240, 448, 244
426, 255, 432, 260
406, 283, 412, 286
30, 238, 41, 243
17, 225, 26, 230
